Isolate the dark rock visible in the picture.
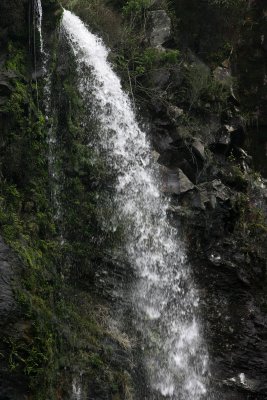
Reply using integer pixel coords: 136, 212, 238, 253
161, 167, 194, 195
230, 125, 246, 148
0, 0, 28, 43
151, 127, 174, 153
157, 135, 207, 183
149, 67, 170, 88
215, 125, 232, 146
0, 71, 15, 96
147, 10, 171, 48
181, 179, 232, 211
191, 137, 206, 160
187, 49, 210, 74
167, 105, 184, 122
213, 65, 232, 86
169, 65, 183, 87
149, 96, 166, 114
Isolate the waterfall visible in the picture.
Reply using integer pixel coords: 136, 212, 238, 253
33, 0, 63, 234
34, 0, 44, 54
62, 10, 209, 399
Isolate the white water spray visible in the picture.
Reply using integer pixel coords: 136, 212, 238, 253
62, 10, 209, 399
34, 0, 44, 54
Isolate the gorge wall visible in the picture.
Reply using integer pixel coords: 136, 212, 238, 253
0, 0, 266, 399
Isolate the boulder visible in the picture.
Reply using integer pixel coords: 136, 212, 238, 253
197, 179, 231, 204
181, 179, 233, 210
161, 167, 194, 195
215, 125, 233, 145
157, 136, 207, 183
191, 138, 205, 160
213, 66, 232, 86
151, 127, 174, 153
167, 105, 184, 122
147, 10, 171, 48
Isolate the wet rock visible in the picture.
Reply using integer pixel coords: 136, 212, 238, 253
223, 372, 260, 393
185, 189, 206, 210
182, 179, 232, 210
211, 179, 232, 201
168, 204, 194, 219
158, 148, 197, 182
151, 126, 174, 153
161, 167, 194, 195
157, 136, 207, 183
147, 10, 171, 48
191, 138, 206, 160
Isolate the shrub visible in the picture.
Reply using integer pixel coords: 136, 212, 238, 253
122, 0, 151, 16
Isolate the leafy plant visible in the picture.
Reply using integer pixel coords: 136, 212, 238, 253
180, 62, 232, 111
122, 0, 151, 16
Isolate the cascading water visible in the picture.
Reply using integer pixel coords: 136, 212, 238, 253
34, 0, 44, 54
34, 0, 63, 227
62, 10, 209, 399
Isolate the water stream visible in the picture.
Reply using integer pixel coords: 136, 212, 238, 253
62, 10, 209, 400
34, 0, 44, 54
34, 0, 63, 230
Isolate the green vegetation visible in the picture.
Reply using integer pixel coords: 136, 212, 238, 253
179, 62, 232, 112
122, 0, 151, 16
0, 12, 130, 400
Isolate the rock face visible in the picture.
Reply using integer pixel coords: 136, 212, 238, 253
145, 13, 267, 395
0, 237, 28, 400
189, 211, 267, 399
147, 10, 171, 47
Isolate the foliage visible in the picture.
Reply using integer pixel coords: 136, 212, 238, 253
122, 0, 151, 16
0, 26, 132, 399
61, 0, 122, 45
134, 48, 179, 74
179, 62, 231, 112
235, 190, 267, 241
